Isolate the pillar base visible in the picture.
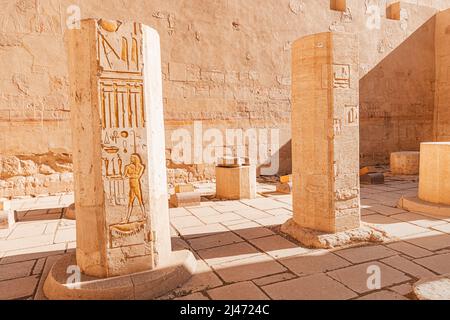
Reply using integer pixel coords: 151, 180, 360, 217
398, 196, 450, 218
43, 250, 197, 300
281, 219, 387, 249
414, 274, 450, 300
63, 204, 76, 220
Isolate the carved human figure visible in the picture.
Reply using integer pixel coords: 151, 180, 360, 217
124, 153, 145, 222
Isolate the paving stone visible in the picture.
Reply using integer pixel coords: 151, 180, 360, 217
240, 198, 285, 210
212, 254, 287, 283
327, 262, 411, 294
1, 243, 66, 264
252, 273, 297, 287
175, 292, 210, 300
34, 254, 64, 300
220, 218, 251, 227
187, 232, 244, 250
211, 201, 250, 213
357, 290, 408, 300
171, 216, 205, 230
188, 206, 221, 218
391, 212, 447, 228
54, 227, 76, 244
0, 260, 35, 281
197, 242, 262, 266
169, 207, 193, 218
414, 253, 450, 275
367, 204, 406, 216
7, 223, 46, 240
254, 215, 291, 227
208, 281, 270, 300
0, 234, 54, 252
364, 214, 429, 239
0, 275, 39, 300
279, 251, 351, 276
405, 231, 450, 251
381, 256, 436, 279
249, 235, 310, 259
171, 259, 223, 295
264, 208, 293, 216
334, 245, 398, 264
178, 223, 229, 239
227, 222, 275, 240
386, 241, 434, 259
262, 274, 357, 300
199, 212, 243, 224
389, 283, 413, 296
432, 223, 450, 234
32, 258, 46, 275
234, 207, 273, 220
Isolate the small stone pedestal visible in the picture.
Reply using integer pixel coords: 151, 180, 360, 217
43, 19, 195, 300
390, 151, 420, 175
281, 32, 384, 248
216, 165, 256, 200
399, 143, 450, 217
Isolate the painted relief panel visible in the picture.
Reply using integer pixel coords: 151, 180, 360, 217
96, 20, 152, 253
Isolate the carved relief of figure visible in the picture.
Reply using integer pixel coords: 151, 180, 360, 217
124, 153, 145, 222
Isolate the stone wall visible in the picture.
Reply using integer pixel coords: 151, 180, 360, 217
1, 0, 450, 197
434, 8, 450, 140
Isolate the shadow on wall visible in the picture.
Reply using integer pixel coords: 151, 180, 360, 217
359, 16, 436, 167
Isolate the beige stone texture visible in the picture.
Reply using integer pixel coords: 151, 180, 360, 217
398, 196, 450, 218
170, 192, 201, 208
289, 32, 360, 235
419, 143, 450, 206
434, 8, 450, 141
414, 274, 450, 300
67, 19, 171, 277
390, 151, 420, 175
215, 165, 256, 200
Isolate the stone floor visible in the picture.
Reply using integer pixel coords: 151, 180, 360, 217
1, 177, 450, 300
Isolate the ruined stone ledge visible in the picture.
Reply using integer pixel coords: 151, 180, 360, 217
281, 219, 388, 249
398, 196, 450, 218
43, 250, 197, 300
414, 274, 450, 300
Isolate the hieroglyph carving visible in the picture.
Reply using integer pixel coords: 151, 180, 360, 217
96, 20, 151, 250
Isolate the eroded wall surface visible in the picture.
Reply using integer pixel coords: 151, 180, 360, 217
434, 8, 450, 140
1, 0, 449, 197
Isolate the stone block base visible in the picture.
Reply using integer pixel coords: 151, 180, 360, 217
215, 165, 256, 200
398, 196, 450, 218
414, 274, 450, 300
390, 151, 420, 175
43, 250, 197, 300
281, 219, 387, 249
360, 173, 385, 185
276, 182, 292, 194
63, 204, 76, 220
170, 192, 201, 208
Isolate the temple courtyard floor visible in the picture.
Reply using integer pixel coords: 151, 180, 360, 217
1, 177, 450, 300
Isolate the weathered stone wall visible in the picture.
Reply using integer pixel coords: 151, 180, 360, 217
1, 0, 449, 197
434, 8, 450, 140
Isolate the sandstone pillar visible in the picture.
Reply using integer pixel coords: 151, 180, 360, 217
419, 143, 450, 205
43, 19, 195, 300
281, 32, 379, 248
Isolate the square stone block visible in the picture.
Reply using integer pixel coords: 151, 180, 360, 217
419, 143, 450, 205
215, 165, 256, 200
